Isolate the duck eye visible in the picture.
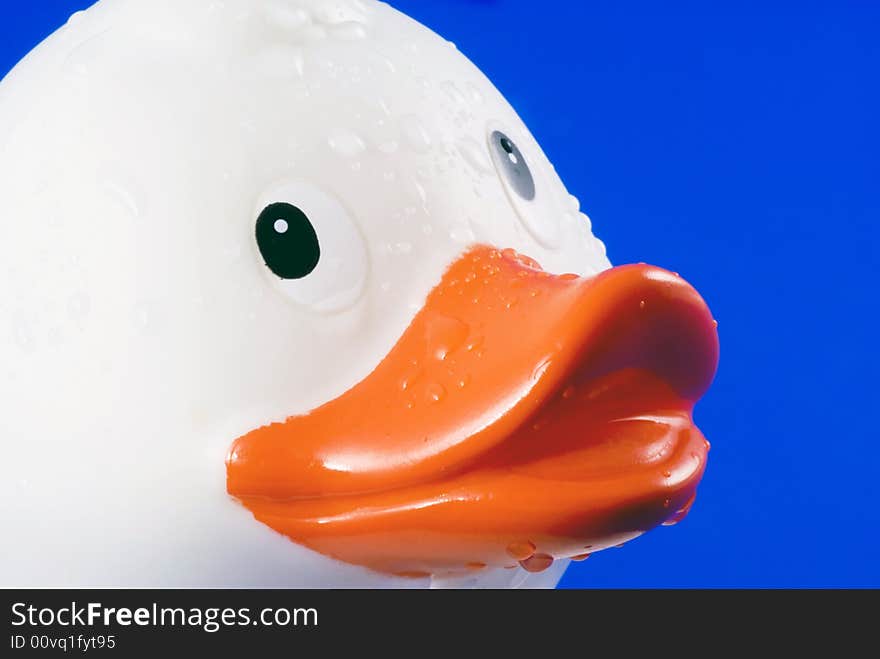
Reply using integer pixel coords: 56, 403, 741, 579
256, 202, 321, 279
490, 130, 535, 201
253, 181, 368, 313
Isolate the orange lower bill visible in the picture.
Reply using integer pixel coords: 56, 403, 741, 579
226, 245, 719, 577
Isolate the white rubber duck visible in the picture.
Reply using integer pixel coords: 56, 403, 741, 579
0, 0, 718, 587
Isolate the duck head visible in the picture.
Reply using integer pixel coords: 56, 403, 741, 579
0, 0, 717, 586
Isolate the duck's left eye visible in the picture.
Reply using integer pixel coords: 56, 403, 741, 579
490, 130, 535, 201
256, 203, 321, 280
488, 127, 562, 248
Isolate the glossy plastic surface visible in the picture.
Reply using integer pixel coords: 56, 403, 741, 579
229, 246, 718, 576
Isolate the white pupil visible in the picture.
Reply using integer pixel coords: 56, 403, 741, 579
508, 152, 518, 165
274, 219, 289, 234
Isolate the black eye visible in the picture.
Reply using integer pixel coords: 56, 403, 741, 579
256, 202, 321, 280
491, 130, 535, 201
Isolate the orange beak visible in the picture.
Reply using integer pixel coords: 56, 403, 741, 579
227, 245, 719, 577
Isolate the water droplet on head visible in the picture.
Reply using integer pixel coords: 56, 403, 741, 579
135, 304, 151, 329
47, 326, 63, 346
301, 25, 328, 41
263, 4, 310, 31
386, 241, 413, 255
458, 137, 492, 174
103, 177, 144, 218
67, 293, 91, 320
439, 80, 467, 106
329, 22, 367, 40
450, 224, 476, 244
465, 82, 484, 105
400, 115, 432, 153
250, 44, 306, 78
14, 321, 35, 352
313, 1, 368, 26
328, 131, 366, 157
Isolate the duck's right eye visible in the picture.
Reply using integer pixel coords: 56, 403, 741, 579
256, 203, 321, 280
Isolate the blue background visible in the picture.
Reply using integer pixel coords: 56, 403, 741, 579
2, 1, 877, 587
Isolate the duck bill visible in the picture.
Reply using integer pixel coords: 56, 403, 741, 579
227, 245, 719, 576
